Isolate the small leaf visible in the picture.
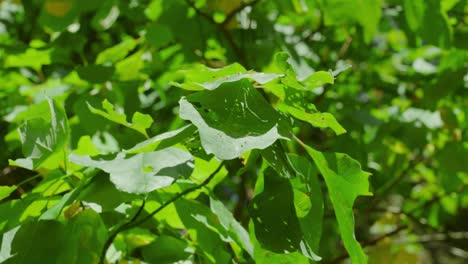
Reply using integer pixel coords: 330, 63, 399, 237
281, 105, 347, 135
278, 87, 346, 135
303, 71, 334, 89
0, 186, 17, 200
96, 38, 138, 64
87, 99, 153, 138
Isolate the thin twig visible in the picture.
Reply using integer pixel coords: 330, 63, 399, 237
99, 200, 147, 264
184, 0, 215, 24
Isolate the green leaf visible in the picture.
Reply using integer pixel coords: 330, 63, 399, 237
141, 235, 192, 263
114, 51, 146, 80
404, 0, 452, 48
288, 154, 324, 255
0, 186, 16, 201
210, 197, 254, 257
69, 147, 194, 194
4, 210, 107, 264
4, 48, 52, 70
96, 38, 138, 64
303, 71, 334, 88
278, 87, 346, 135
146, 23, 174, 48
249, 167, 321, 261
40, 169, 96, 220
300, 143, 372, 264
87, 99, 153, 138
57, 209, 108, 264
11, 98, 69, 170
179, 79, 288, 160
260, 142, 296, 178
174, 199, 232, 263
125, 125, 196, 154
4, 220, 65, 264
76, 64, 115, 83
281, 106, 347, 135
172, 63, 283, 91
319, 0, 381, 43
77, 174, 134, 211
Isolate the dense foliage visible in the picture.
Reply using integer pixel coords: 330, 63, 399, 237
0, 0, 467, 263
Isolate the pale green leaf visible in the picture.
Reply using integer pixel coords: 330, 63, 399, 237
69, 147, 194, 194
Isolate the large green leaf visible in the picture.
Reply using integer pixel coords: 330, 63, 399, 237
301, 144, 372, 264
3, 210, 107, 264
10, 98, 69, 170
288, 154, 324, 255
69, 147, 194, 194
179, 79, 288, 160
249, 167, 321, 261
